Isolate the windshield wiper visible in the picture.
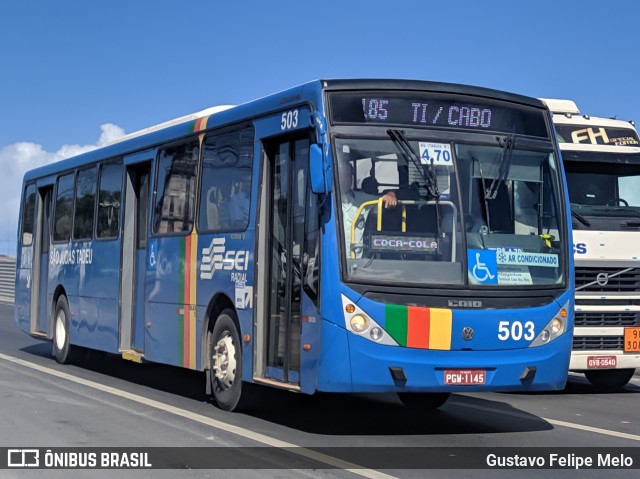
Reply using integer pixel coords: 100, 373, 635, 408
485, 134, 515, 200
571, 208, 591, 227
386, 129, 440, 198
473, 156, 492, 232
386, 129, 443, 240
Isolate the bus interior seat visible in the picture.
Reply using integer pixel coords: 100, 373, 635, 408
361, 177, 379, 195
206, 186, 221, 230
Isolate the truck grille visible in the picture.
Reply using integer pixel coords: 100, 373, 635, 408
572, 335, 624, 350
575, 267, 640, 293
575, 311, 640, 327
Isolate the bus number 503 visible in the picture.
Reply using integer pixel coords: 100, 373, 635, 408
498, 321, 535, 341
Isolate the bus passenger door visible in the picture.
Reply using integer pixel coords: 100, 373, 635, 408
31, 186, 52, 335
120, 163, 151, 353
260, 137, 314, 386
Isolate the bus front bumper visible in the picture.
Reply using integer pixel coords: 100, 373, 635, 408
317, 323, 572, 393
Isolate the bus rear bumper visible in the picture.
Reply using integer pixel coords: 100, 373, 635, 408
318, 325, 571, 393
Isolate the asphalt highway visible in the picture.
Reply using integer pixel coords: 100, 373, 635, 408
0, 302, 638, 478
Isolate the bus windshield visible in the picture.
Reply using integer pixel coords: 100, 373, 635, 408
336, 135, 564, 287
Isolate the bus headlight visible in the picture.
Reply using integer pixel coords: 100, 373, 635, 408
370, 327, 383, 341
341, 294, 398, 346
350, 314, 369, 333
529, 300, 570, 348
550, 318, 564, 335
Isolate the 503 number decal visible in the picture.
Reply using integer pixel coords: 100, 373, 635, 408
497, 320, 535, 341
281, 109, 299, 131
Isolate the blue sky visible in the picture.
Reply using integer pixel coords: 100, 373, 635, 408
0, 0, 638, 254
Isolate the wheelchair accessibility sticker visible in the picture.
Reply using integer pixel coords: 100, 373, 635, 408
148, 240, 158, 271
468, 249, 498, 284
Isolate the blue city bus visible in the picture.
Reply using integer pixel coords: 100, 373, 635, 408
15, 79, 574, 411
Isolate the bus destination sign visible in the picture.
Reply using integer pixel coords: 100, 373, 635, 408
329, 92, 548, 137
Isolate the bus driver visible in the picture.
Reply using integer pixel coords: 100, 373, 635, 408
339, 162, 397, 258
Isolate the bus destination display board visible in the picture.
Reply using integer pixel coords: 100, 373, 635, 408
329, 92, 548, 137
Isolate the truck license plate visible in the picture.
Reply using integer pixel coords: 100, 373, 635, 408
587, 356, 617, 369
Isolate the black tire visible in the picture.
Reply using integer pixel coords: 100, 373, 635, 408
398, 392, 450, 410
208, 310, 250, 411
584, 369, 635, 390
52, 295, 75, 364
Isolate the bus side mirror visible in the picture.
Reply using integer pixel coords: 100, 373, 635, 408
310, 144, 331, 194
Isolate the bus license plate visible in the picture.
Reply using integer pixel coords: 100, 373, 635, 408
624, 327, 640, 352
587, 356, 617, 369
444, 369, 486, 385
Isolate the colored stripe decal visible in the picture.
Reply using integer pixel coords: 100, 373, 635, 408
384, 304, 453, 350
428, 308, 452, 350
193, 116, 209, 133
385, 304, 408, 346
189, 230, 198, 369
178, 238, 185, 365
184, 234, 191, 368
407, 306, 430, 348
178, 231, 199, 370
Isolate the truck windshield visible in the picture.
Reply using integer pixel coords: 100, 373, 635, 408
564, 151, 640, 221
335, 136, 564, 287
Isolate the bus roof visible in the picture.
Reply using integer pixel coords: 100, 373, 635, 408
322, 79, 547, 108
105, 105, 236, 146
23, 79, 548, 182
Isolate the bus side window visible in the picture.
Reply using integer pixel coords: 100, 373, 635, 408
153, 142, 199, 235
73, 167, 97, 240
53, 173, 75, 242
21, 184, 36, 246
97, 163, 123, 239
198, 126, 254, 232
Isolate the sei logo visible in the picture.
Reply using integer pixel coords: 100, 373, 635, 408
200, 237, 249, 280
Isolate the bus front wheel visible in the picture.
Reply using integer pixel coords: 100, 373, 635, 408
52, 295, 74, 364
208, 310, 250, 411
398, 392, 450, 410
584, 369, 635, 390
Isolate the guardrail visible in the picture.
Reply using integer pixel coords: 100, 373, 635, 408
0, 256, 15, 304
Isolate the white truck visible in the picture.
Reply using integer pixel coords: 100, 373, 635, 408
542, 99, 640, 389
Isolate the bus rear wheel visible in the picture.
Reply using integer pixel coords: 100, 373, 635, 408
208, 310, 250, 412
52, 295, 75, 364
397, 392, 450, 410
584, 369, 635, 390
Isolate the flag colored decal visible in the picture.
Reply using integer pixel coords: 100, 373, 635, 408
385, 304, 452, 349
192, 116, 210, 133
178, 231, 198, 368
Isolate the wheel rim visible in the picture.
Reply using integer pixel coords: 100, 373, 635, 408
55, 310, 66, 351
212, 331, 237, 390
